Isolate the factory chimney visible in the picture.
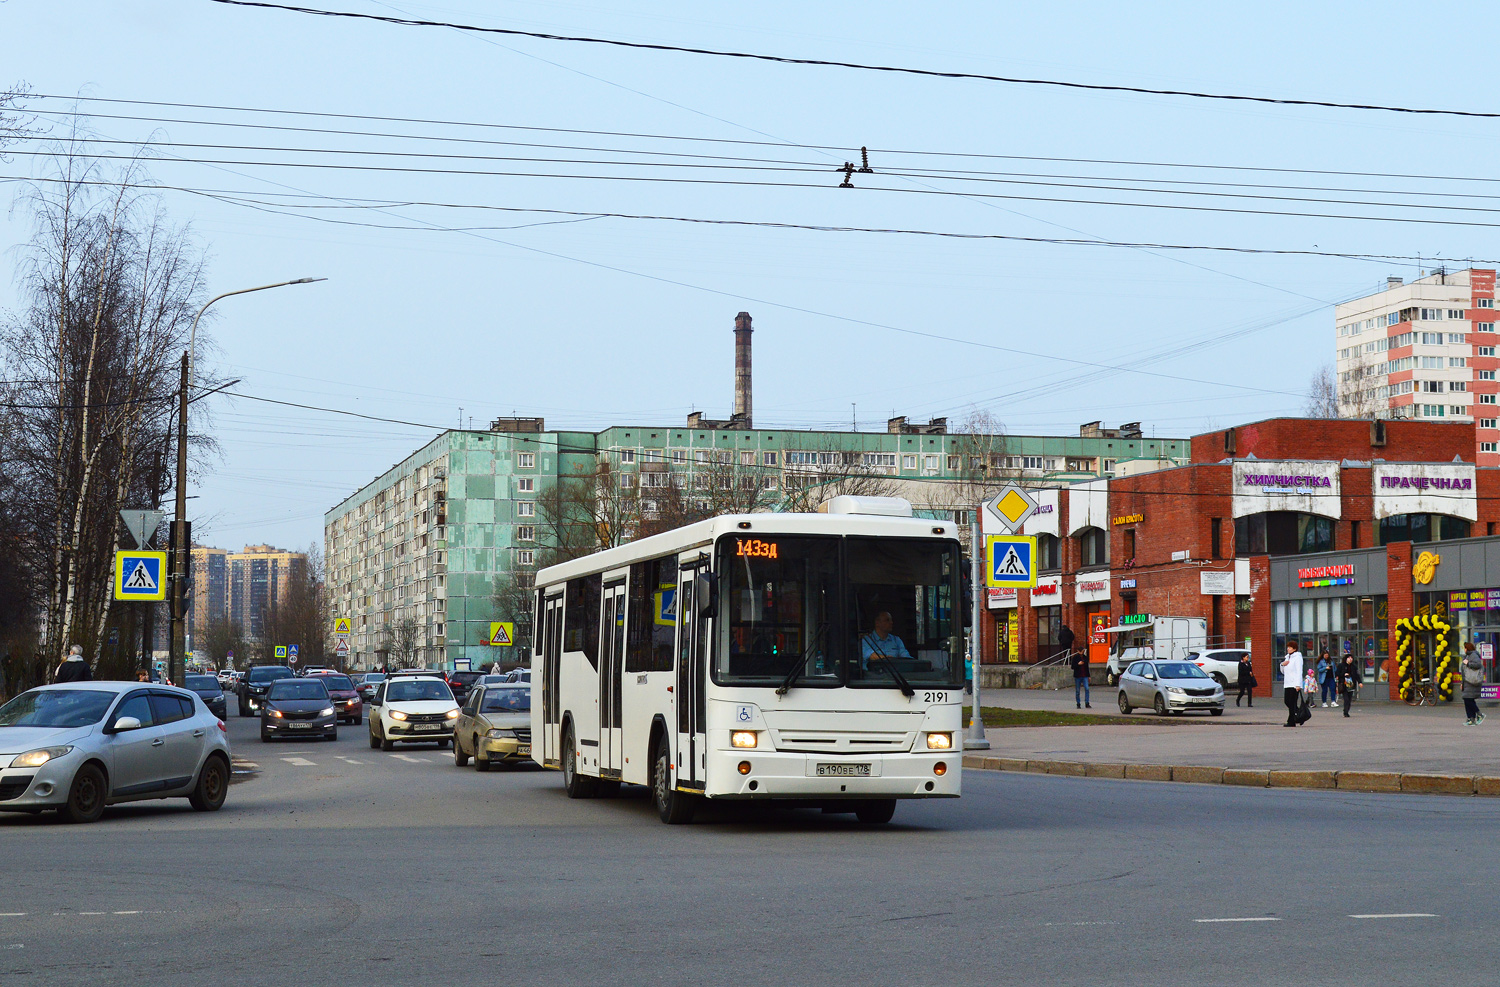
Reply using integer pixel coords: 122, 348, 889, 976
733, 311, 753, 427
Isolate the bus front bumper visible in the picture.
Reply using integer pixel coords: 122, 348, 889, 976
704, 749, 960, 799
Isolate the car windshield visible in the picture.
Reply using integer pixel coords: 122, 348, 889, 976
0, 689, 115, 728
320, 675, 355, 691
268, 681, 330, 700
185, 675, 219, 691
481, 687, 531, 712
387, 680, 454, 703
1156, 662, 1210, 679
715, 534, 963, 690
248, 667, 295, 683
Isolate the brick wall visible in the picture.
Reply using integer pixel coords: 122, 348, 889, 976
1190, 418, 1476, 466
1385, 540, 1413, 701
1248, 555, 1273, 697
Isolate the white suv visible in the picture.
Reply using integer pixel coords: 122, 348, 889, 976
1189, 649, 1251, 688
367, 676, 460, 751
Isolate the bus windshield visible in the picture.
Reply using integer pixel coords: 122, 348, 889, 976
715, 534, 963, 690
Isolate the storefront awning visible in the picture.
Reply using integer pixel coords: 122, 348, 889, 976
1097, 624, 1148, 634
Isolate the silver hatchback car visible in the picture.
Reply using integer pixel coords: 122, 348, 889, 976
0, 682, 232, 823
1117, 659, 1225, 717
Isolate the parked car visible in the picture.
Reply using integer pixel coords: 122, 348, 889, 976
1117, 659, 1225, 717
367, 676, 458, 751
260, 678, 337, 742
453, 683, 532, 771
355, 672, 386, 703
499, 668, 531, 683
216, 669, 236, 689
317, 674, 363, 725
1188, 648, 1251, 688
237, 665, 296, 717
0, 683, 230, 823
298, 666, 336, 677
446, 670, 483, 704
182, 674, 227, 721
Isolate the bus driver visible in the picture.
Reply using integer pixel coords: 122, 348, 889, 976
861, 611, 912, 666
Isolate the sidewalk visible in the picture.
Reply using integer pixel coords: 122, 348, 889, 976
966, 685, 1500, 776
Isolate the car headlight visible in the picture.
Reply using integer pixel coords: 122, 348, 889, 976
1166, 687, 1185, 695
926, 732, 953, 750
320, 707, 335, 717
486, 728, 515, 739
269, 709, 284, 718
389, 710, 409, 721
10, 746, 72, 768
445, 708, 460, 720
731, 730, 758, 749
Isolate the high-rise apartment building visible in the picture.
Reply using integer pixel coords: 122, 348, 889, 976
187, 546, 229, 641
227, 545, 306, 640
1335, 268, 1498, 465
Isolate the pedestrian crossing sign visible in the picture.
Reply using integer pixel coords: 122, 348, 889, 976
488, 622, 514, 646
986, 535, 1037, 589
275, 646, 287, 659
114, 551, 168, 601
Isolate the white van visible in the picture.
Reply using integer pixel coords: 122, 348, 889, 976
1105, 616, 1208, 682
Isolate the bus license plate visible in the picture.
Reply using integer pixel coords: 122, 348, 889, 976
817, 763, 870, 777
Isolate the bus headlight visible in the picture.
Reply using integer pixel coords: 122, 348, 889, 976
731, 730, 758, 749
926, 732, 953, 750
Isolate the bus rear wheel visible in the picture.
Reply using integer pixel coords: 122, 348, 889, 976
562, 722, 599, 799
652, 741, 697, 825
854, 799, 896, 825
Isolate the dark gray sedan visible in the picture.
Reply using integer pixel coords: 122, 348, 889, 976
183, 674, 227, 721
260, 679, 337, 742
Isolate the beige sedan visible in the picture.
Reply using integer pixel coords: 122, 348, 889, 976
452, 683, 532, 771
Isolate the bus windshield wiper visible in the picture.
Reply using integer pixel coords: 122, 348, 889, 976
866, 646, 916, 697
777, 623, 827, 696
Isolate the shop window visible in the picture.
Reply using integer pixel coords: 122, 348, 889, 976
1036, 534, 1060, 571
1210, 518, 1222, 559
1076, 527, 1108, 568
1234, 512, 1334, 556
1123, 529, 1136, 562
1378, 513, 1471, 546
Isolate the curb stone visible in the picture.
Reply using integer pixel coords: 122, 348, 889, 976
960, 755, 1493, 798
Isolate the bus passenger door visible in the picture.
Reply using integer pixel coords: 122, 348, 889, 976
541, 593, 564, 766
599, 579, 626, 779
675, 570, 709, 791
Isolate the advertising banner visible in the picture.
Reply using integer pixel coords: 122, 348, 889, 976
1231, 460, 1341, 520
1372, 463, 1477, 521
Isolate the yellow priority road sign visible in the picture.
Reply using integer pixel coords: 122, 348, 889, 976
114, 551, 168, 601
488, 622, 514, 646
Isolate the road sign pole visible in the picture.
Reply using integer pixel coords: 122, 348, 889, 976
966, 520, 989, 750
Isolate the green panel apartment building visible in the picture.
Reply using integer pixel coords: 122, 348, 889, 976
324, 414, 1187, 672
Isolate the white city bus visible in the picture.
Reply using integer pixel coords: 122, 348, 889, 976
530, 496, 965, 824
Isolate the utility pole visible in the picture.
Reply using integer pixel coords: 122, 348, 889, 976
966, 518, 989, 749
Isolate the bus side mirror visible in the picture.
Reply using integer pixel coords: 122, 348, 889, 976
695, 573, 717, 619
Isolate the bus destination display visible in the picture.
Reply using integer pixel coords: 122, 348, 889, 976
734, 538, 780, 560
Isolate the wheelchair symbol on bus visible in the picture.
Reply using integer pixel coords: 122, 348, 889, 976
736, 705, 754, 723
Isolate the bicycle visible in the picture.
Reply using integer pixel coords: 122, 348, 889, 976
1403, 677, 1437, 707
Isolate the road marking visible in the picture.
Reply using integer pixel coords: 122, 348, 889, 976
1349, 913, 1437, 919
1195, 917, 1282, 923
79, 912, 105, 916
281, 757, 316, 766
391, 754, 429, 763
112, 911, 140, 915
335, 756, 364, 764
0, 914, 25, 917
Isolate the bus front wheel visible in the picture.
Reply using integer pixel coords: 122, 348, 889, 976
652, 741, 698, 825
854, 799, 897, 825
562, 722, 599, 799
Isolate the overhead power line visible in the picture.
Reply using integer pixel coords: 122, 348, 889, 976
206, 0, 1500, 120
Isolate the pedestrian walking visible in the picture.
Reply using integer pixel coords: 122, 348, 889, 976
54, 645, 92, 683
1056, 623, 1075, 662
1318, 650, 1337, 708
1462, 643, 1486, 726
1069, 648, 1091, 709
1235, 652, 1256, 707
1281, 642, 1304, 727
1338, 652, 1359, 718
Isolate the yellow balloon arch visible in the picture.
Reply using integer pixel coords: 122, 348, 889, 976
1393, 614, 1454, 701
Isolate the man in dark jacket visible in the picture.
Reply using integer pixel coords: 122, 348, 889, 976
1069, 648, 1091, 709
1235, 654, 1255, 707
1057, 624, 1076, 660
54, 645, 92, 683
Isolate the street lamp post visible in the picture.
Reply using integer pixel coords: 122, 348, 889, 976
168, 278, 325, 686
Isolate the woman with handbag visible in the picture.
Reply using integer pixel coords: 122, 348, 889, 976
1338, 653, 1360, 718
1236, 653, 1256, 707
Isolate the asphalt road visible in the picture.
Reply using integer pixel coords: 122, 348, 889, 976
0, 699, 1494, 986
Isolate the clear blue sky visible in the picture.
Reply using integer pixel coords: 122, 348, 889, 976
5, 0, 1500, 551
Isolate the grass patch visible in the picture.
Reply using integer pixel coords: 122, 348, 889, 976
970, 706, 1183, 727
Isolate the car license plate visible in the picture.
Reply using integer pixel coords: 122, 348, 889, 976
816, 763, 870, 777
414, 723, 441, 732
516, 745, 531, 756
288, 722, 311, 730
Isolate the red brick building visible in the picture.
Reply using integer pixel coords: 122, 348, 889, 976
982, 416, 1491, 700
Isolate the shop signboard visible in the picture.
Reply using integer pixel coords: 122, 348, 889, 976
1231, 460, 1341, 520
1007, 611, 1020, 662
987, 587, 1017, 610
1372, 463, 1477, 521
1297, 563, 1354, 589
1020, 490, 1060, 539
1075, 571, 1111, 603
1482, 684, 1500, 701
1120, 612, 1152, 626
1120, 578, 1137, 589
1030, 574, 1061, 600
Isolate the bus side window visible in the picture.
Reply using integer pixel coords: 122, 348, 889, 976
565, 574, 602, 668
